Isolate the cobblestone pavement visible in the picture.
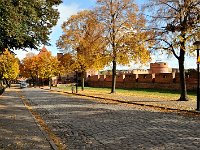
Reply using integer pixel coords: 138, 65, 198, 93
49, 87, 197, 111
0, 87, 52, 150
21, 87, 200, 150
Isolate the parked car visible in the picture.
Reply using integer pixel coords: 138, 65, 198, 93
20, 81, 28, 88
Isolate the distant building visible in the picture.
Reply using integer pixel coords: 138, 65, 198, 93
99, 62, 175, 75
38, 46, 48, 56
149, 62, 170, 73
172, 68, 179, 73
86, 69, 98, 77
132, 69, 149, 74
55, 53, 98, 84
57, 53, 64, 60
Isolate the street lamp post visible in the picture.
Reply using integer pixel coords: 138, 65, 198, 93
194, 41, 200, 111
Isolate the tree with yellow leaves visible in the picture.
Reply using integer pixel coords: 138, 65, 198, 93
37, 49, 60, 89
95, 0, 153, 93
57, 10, 108, 91
0, 49, 19, 87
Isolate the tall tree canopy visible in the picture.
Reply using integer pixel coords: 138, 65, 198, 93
95, 0, 152, 93
57, 10, 108, 90
0, 0, 62, 53
144, 0, 200, 101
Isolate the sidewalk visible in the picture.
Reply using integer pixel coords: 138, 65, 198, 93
45, 86, 199, 114
0, 87, 53, 150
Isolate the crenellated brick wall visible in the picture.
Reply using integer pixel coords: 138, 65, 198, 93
154, 73, 174, 83
137, 74, 153, 83
87, 72, 199, 91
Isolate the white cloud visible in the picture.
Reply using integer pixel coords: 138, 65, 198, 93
51, 3, 80, 34
15, 49, 39, 60
46, 3, 80, 56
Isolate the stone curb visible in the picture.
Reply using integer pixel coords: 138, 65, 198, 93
41, 88, 200, 117
19, 92, 58, 150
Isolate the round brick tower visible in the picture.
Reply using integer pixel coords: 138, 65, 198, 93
150, 62, 169, 73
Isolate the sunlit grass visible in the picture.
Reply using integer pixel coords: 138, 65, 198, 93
57, 85, 196, 101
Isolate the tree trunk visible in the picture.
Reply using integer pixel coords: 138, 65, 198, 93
0, 80, 2, 86
178, 45, 189, 101
33, 77, 36, 87
75, 71, 78, 93
30, 75, 35, 87
111, 60, 116, 93
81, 71, 84, 91
42, 78, 44, 86
30, 73, 34, 87
4, 78, 10, 88
49, 78, 52, 89
111, 11, 116, 93
36, 73, 39, 87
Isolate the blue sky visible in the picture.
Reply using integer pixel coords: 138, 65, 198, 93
16, 0, 196, 70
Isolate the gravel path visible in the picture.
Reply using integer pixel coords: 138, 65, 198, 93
22, 87, 200, 150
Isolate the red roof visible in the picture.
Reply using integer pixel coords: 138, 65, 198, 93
38, 46, 48, 56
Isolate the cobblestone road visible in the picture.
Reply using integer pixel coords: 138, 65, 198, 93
22, 88, 200, 150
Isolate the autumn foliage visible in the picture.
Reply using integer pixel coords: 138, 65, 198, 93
57, 10, 109, 90
0, 49, 19, 86
144, 0, 200, 101
20, 47, 59, 87
57, 0, 152, 92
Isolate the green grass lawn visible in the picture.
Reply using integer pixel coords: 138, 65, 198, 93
57, 85, 196, 101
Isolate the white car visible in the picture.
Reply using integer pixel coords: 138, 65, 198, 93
20, 81, 28, 88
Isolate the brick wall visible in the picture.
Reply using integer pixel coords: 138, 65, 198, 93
87, 73, 198, 91
88, 75, 99, 82
124, 74, 137, 82
138, 74, 153, 83
154, 73, 174, 83
105, 75, 112, 82
116, 74, 125, 82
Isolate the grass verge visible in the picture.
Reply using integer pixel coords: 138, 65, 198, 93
57, 85, 196, 101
